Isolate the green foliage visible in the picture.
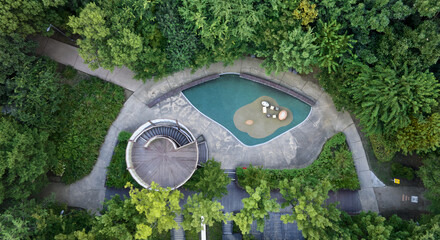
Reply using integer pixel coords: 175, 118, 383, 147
369, 134, 397, 162
292, 0, 318, 26
127, 182, 183, 238
179, 0, 268, 64
280, 178, 342, 240
391, 163, 414, 180
56, 78, 124, 183
235, 165, 268, 189
68, 1, 169, 80
340, 211, 392, 240
385, 214, 416, 240
0, 34, 36, 105
414, 0, 440, 18
376, 20, 440, 70
413, 214, 440, 240
106, 131, 141, 188
90, 195, 142, 240
9, 58, 62, 131
318, 59, 362, 110
349, 63, 440, 135
396, 114, 440, 154
418, 155, 440, 214
62, 65, 78, 80
183, 159, 231, 200
0, 0, 67, 35
181, 193, 228, 232
156, 0, 201, 72
233, 180, 280, 234
0, 117, 53, 204
262, 26, 318, 74
316, 20, 355, 73
0, 198, 94, 240
236, 132, 359, 190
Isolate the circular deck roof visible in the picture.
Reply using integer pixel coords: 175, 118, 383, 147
126, 119, 198, 189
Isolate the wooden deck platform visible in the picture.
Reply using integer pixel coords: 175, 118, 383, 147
131, 137, 198, 188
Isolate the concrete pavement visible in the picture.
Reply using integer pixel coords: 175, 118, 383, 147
35, 37, 380, 213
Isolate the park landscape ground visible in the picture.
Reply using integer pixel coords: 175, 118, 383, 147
0, 0, 439, 239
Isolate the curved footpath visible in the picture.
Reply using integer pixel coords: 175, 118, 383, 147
36, 36, 380, 213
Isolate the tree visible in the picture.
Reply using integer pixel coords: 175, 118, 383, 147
0, 198, 94, 240
85, 195, 143, 240
9, 58, 61, 131
413, 215, 440, 240
279, 178, 342, 240
179, 0, 269, 63
262, 26, 318, 74
376, 20, 440, 70
0, 117, 54, 204
184, 159, 231, 200
316, 20, 355, 73
233, 180, 280, 234
126, 182, 183, 239
0, 0, 66, 35
349, 63, 440, 135
414, 0, 440, 18
418, 155, 440, 214
339, 211, 392, 240
386, 214, 416, 239
181, 193, 229, 232
156, 0, 202, 72
0, 34, 36, 105
396, 113, 440, 154
68, 1, 169, 80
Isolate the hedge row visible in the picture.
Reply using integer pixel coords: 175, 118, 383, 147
236, 132, 360, 190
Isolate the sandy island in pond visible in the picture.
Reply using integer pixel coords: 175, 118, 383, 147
233, 96, 293, 139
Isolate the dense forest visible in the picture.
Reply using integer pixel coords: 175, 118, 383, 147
1, 0, 439, 239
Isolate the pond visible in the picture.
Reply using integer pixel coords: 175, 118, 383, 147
182, 74, 311, 146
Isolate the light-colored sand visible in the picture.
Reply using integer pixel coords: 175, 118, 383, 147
233, 96, 293, 138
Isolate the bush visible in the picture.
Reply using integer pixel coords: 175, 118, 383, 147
55, 78, 125, 183
61, 65, 78, 80
370, 134, 397, 162
235, 165, 268, 189
418, 155, 440, 214
391, 163, 415, 180
236, 132, 360, 190
106, 131, 141, 188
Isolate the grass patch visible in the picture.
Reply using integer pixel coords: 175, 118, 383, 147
54, 77, 125, 183
236, 132, 360, 190
369, 134, 397, 162
106, 131, 142, 188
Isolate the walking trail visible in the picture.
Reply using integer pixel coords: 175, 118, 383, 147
36, 36, 422, 215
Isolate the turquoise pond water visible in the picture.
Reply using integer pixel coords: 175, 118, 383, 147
182, 74, 311, 146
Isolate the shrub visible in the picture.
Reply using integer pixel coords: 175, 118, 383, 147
235, 165, 268, 189
369, 134, 397, 162
391, 163, 414, 180
55, 78, 124, 183
61, 65, 78, 80
106, 131, 141, 188
236, 132, 360, 190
